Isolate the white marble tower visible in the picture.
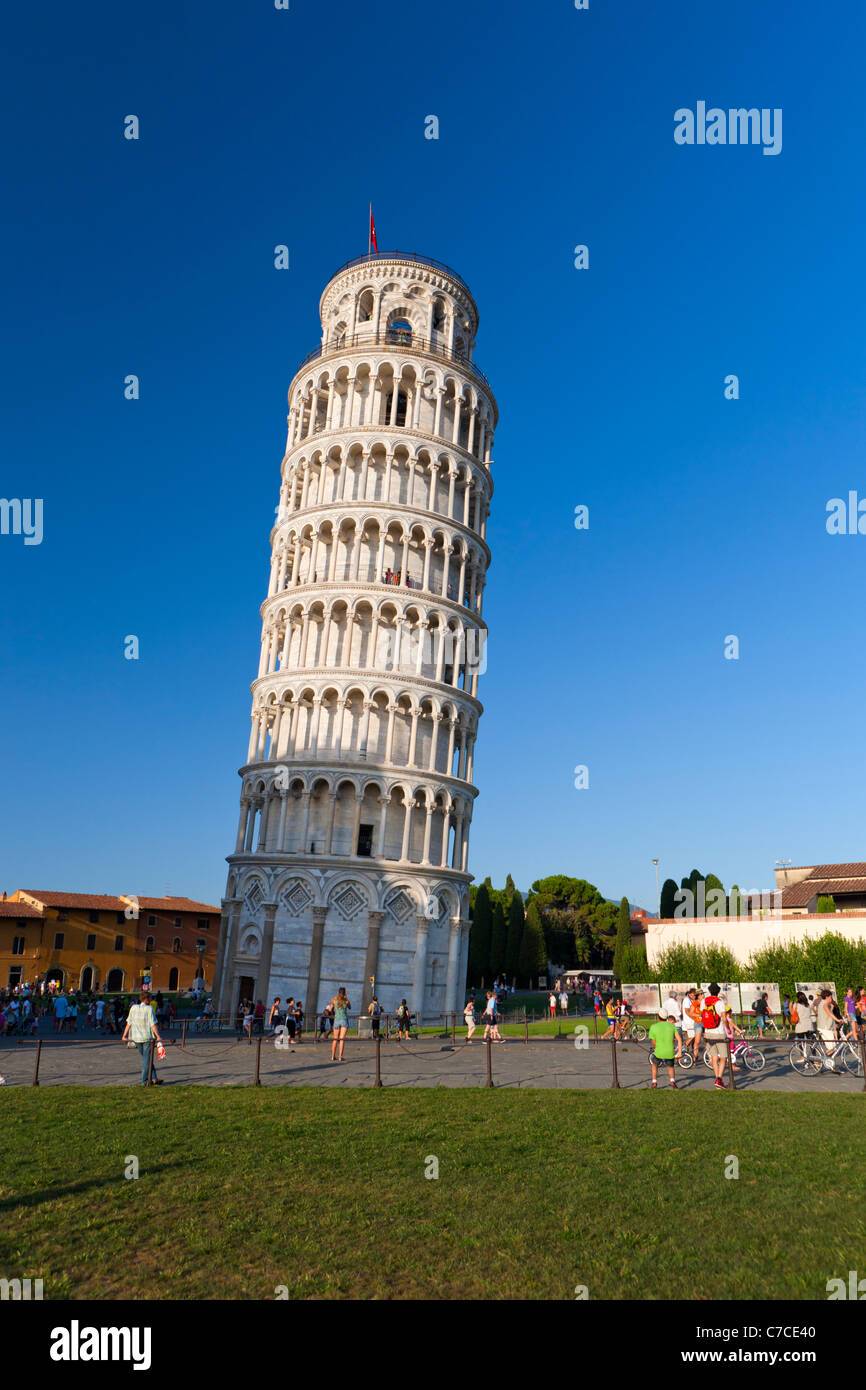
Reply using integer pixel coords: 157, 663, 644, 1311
214, 251, 497, 1023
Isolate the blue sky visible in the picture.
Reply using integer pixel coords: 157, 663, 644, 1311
3, 0, 865, 910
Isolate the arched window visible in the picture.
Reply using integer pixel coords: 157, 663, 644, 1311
384, 390, 408, 427
432, 298, 446, 333
106, 968, 124, 992
358, 289, 374, 323
172, 937, 182, 954
145, 935, 154, 954
168, 967, 179, 991
388, 318, 412, 346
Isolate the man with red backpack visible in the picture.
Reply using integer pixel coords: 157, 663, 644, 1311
701, 983, 731, 1089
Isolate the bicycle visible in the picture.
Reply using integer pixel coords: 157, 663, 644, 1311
745, 1015, 786, 1040
789, 1031, 863, 1078
647, 1047, 693, 1070
617, 1018, 647, 1042
702, 1037, 766, 1072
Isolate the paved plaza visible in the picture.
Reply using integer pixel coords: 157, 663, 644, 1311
2, 1030, 864, 1092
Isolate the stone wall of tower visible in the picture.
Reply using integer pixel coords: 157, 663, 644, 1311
215, 253, 496, 1025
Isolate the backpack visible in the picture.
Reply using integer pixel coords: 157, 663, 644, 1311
701, 997, 720, 1029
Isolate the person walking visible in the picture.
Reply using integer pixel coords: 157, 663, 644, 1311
242, 1001, 254, 1043
548, 991, 557, 1021
268, 997, 284, 1031
396, 998, 411, 1040
121, 991, 164, 1087
330, 987, 350, 1062
701, 983, 731, 1089
558, 988, 569, 1016
463, 994, 477, 1043
368, 996, 382, 1040
648, 1009, 681, 1088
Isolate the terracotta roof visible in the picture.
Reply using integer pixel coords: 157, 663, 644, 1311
18, 891, 127, 910
782, 877, 866, 907
0, 902, 43, 918
17, 892, 220, 914
130, 898, 220, 914
808, 863, 866, 879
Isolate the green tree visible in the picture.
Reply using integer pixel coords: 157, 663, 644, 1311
505, 891, 525, 982
704, 873, 725, 918
613, 896, 631, 979
660, 878, 679, 919
504, 873, 516, 897
817, 895, 836, 914
467, 884, 492, 985
518, 901, 547, 986
489, 901, 508, 979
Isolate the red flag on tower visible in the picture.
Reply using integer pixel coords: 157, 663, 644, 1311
369, 204, 378, 254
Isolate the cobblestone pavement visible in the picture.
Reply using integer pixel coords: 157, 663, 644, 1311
1, 1031, 864, 1092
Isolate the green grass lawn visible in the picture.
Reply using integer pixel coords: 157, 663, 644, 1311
2, 1089, 863, 1300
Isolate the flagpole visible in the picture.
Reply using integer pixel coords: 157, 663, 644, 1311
368, 203, 371, 256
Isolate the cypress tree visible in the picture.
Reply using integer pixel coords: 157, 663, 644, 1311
518, 901, 547, 987
660, 878, 678, 919
505, 891, 525, 983
489, 901, 508, 979
613, 896, 631, 979
468, 883, 492, 984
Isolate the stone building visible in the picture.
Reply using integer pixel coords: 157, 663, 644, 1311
214, 251, 497, 1023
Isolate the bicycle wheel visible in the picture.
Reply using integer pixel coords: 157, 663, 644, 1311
677, 1049, 693, 1069
703, 1048, 713, 1068
743, 1047, 765, 1072
843, 1043, 864, 1078
789, 1041, 822, 1076
632, 1023, 647, 1041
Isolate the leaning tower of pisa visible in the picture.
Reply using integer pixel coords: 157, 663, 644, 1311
213, 251, 496, 1025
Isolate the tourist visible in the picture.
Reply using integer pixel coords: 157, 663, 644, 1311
268, 997, 283, 1031
592, 988, 602, 1020
254, 999, 266, 1035
752, 992, 770, 1038
548, 991, 557, 1021
855, 989, 866, 1039
330, 987, 350, 1062
121, 990, 164, 1087
648, 1009, 681, 1089
368, 995, 382, 1039
792, 991, 812, 1036
318, 1004, 333, 1040
781, 995, 792, 1030
284, 998, 297, 1047
843, 987, 858, 1039
242, 1001, 254, 1043
235, 999, 246, 1037
600, 996, 617, 1040
817, 990, 840, 1070
701, 983, 730, 1089
294, 1000, 305, 1042
559, 988, 569, 1016
53, 993, 66, 1034
68, 998, 79, 1033
680, 988, 698, 1060
396, 998, 411, 1039
463, 994, 476, 1043
95, 998, 105, 1032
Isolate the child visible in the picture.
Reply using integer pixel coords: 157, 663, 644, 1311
648, 1009, 682, 1089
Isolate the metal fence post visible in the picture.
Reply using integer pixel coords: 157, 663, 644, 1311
375, 1030, 382, 1087
451, 1012, 456, 1045
593, 1013, 599, 1046
524, 1008, 529, 1045
725, 1033, 737, 1090
32, 1039, 42, 1087
610, 1034, 620, 1089
859, 1034, 866, 1092
254, 1035, 262, 1086
181, 1021, 187, 1050
484, 1036, 493, 1088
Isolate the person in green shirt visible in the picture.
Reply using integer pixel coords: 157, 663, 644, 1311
648, 1009, 682, 1089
